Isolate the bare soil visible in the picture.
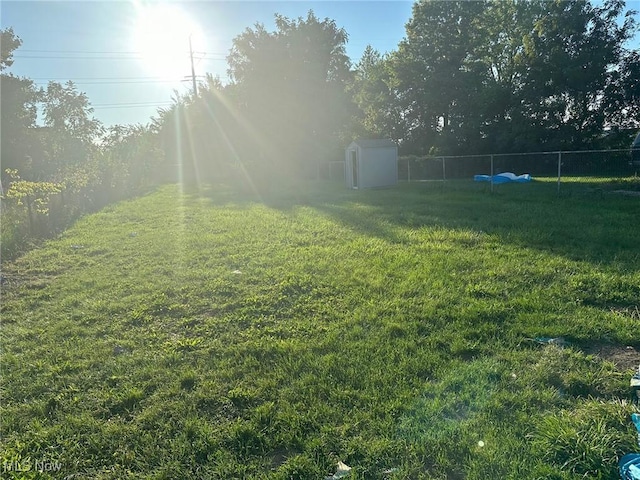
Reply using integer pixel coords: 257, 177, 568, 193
582, 343, 640, 371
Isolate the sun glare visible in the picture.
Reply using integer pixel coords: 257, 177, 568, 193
132, 3, 204, 82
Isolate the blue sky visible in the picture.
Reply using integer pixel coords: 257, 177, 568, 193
1, 1, 414, 127
1, 1, 638, 128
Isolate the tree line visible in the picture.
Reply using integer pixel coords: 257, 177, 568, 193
159, 0, 639, 183
2, 0, 639, 258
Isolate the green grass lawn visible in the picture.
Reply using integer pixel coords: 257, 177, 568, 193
2, 179, 639, 479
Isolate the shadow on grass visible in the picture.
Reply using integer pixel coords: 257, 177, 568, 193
317, 180, 639, 267
188, 178, 639, 268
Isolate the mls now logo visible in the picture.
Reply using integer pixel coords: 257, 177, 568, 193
2, 459, 62, 473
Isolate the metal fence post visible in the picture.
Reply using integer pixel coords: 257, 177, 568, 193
557, 151, 562, 196
490, 154, 494, 193
408, 158, 411, 183
442, 157, 446, 183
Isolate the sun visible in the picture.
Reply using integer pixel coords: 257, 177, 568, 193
132, 3, 204, 81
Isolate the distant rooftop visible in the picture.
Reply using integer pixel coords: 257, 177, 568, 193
351, 139, 397, 148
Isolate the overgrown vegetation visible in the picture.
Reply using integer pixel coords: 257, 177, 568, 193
2, 181, 639, 479
0, 29, 164, 261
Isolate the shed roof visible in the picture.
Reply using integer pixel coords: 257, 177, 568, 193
351, 138, 397, 149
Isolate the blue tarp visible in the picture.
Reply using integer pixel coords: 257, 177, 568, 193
474, 172, 532, 184
620, 454, 640, 479
620, 414, 640, 479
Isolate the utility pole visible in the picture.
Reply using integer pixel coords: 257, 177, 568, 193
189, 34, 198, 97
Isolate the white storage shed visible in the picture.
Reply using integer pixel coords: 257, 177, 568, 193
345, 139, 398, 189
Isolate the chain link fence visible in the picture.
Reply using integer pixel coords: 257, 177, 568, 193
399, 149, 637, 185
324, 148, 639, 194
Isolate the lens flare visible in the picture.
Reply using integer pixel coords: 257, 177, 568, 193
132, 3, 204, 81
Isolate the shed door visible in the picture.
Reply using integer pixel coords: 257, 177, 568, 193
350, 150, 358, 188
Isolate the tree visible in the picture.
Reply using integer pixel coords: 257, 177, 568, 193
393, 0, 486, 154
1, 28, 22, 71
0, 75, 42, 177
152, 74, 273, 188
227, 11, 352, 177
604, 50, 640, 131
3, 169, 62, 234
43, 81, 102, 145
1, 29, 166, 259
350, 46, 404, 143
98, 123, 162, 200
152, 89, 201, 185
466, 0, 538, 152
390, 0, 638, 154
41, 81, 103, 174
518, 0, 637, 150
0, 28, 44, 179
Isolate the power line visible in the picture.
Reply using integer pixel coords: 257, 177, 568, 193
29, 75, 209, 87
29, 76, 176, 80
14, 55, 145, 60
19, 49, 143, 54
18, 49, 225, 57
92, 101, 174, 106
13, 52, 226, 60
31, 79, 195, 86
92, 101, 175, 110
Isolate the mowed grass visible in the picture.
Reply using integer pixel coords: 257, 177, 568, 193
1, 179, 639, 479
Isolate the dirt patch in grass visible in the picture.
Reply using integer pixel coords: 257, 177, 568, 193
582, 343, 640, 371
269, 448, 299, 469
582, 307, 640, 371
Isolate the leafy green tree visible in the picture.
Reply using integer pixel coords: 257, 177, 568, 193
3, 169, 62, 234
152, 76, 259, 187
152, 90, 199, 184
0, 28, 44, 179
227, 11, 352, 177
519, 0, 636, 150
466, 0, 538, 152
43, 81, 102, 145
350, 46, 404, 142
390, 0, 637, 154
0, 75, 42, 177
604, 49, 640, 132
98, 123, 162, 201
1, 27, 22, 71
393, 0, 486, 154
189, 75, 248, 181
41, 81, 103, 176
